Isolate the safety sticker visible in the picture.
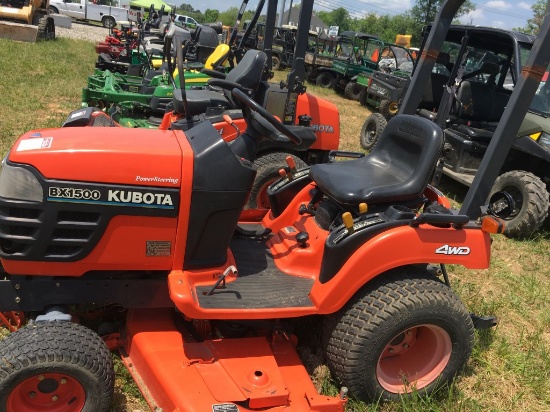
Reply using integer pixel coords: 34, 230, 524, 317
146, 241, 172, 256
17, 137, 53, 151
212, 404, 239, 412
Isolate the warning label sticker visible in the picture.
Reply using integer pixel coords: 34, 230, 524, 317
146, 241, 172, 256
212, 404, 239, 412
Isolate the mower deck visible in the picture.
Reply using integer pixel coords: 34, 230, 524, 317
122, 308, 346, 411
196, 238, 314, 309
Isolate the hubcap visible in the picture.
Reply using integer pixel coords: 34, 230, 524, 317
7, 373, 85, 412
376, 324, 452, 393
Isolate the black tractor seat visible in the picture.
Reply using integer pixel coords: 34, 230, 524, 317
172, 49, 267, 116
309, 115, 443, 205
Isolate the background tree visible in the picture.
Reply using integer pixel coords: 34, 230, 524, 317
518, 0, 549, 35
317, 7, 352, 31
204, 9, 220, 23
410, 0, 475, 26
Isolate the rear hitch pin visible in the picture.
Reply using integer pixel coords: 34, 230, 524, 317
339, 387, 348, 400
206, 265, 238, 296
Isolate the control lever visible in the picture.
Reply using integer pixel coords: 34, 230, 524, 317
222, 114, 240, 137
206, 266, 237, 296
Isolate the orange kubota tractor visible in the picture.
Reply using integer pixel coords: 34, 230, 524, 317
0, 0, 54, 42
1, 0, 548, 411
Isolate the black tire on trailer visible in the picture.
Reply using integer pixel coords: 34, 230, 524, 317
0, 322, 114, 412
360, 113, 386, 151
489, 170, 550, 238
37, 16, 55, 41
247, 152, 307, 210
344, 81, 363, 101
102, 16, 116, 29
316, 72, 336, 88
359, 88, 369, 107
379, 99, 399, 119
271, 55, 281, 71
323, 266, 474, 402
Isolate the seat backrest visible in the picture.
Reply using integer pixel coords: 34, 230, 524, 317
368, 114, 443, 198
455, 81, 510, 122
224, 50, 267, 106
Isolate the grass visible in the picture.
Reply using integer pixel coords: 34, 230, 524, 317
0, 38, 549, 412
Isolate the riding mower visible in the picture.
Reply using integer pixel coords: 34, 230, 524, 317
107, 0, 340, 220
1, 0, 547, 410
85, 0, 265, 114
83, 34, 230, 110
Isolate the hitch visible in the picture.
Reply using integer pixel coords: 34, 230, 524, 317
470, 314, 498, 330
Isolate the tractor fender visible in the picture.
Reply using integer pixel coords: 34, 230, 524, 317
309, 224, 491, 314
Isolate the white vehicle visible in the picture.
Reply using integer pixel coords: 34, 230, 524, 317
173, 14, 198, 28
48, 0, 128, 28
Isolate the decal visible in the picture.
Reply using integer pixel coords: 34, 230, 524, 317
370, 83, 389, 96
311, 124, 335, 133
135, 176, 179, 185
17, 137, 53, 152
212, 404, 239, 412
435, 245, 471, 255
107, 190, 173, 206
49, 187, 101, 200
47, 184, 177, 210
146, 241, 172, 256
70, 110, 87, 119
284, 226, 297, 234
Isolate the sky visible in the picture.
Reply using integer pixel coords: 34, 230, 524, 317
184, 0, 536, 31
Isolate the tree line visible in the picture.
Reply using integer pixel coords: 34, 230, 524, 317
174, 0, 547, 46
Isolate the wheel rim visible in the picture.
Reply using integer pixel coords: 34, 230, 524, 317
363, 121, 377, 146
500, 185, 523, 219
388, 101, 399, 116
376, 324, 452, 393
7, 373, 86, 412
255, 179, 276, 210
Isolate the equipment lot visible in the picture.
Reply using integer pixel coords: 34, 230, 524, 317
0, 34, 548, 412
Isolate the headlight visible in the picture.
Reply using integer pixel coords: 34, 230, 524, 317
0, 157, 43, 202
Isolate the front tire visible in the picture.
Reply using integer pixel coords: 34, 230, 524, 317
379, 99, 399, 119
360, 113, 386, 151
323, 267, 474, 402
489, 171, 549, 238
344, 81, 363, 100
316, 72, 335, 88
0, 322, 114, 412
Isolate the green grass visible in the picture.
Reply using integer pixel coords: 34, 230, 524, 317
0, 39, 549, 412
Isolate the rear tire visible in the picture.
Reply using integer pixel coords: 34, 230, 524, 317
489, 171, 549, 238
379, 99, 399, 119
360, 113, 386, 151
316, 72, 335, 88
359, 88, 369, 107
102, 16, 116, 29
271, 55, 281, 71
0, 322, 114, 412
344, 81, 363, 101
247, 152, 307, 210
323, 267, 474, 402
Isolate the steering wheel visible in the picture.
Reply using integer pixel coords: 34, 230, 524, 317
231, 88, 302, 145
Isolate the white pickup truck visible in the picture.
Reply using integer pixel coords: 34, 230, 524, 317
48, 0, 128, 28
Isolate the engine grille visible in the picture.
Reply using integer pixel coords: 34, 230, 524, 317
0, 201, 103, 261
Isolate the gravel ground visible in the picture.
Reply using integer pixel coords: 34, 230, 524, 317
56, 22, 111, 43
